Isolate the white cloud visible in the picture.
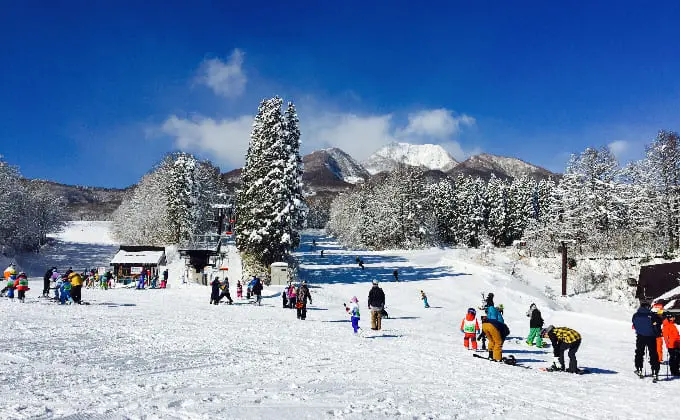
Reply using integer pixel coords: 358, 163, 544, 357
196, 49, 246, 98
398, 109, 475, 139
608, 140, 629, 159
161, 115, 252, 168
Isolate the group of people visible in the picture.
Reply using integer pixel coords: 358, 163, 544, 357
632, 299, 680, 379
1, 264, 30, 302
135, 269, 168, 289
281, 280, 313, 320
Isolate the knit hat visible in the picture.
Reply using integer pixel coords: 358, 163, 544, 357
540, 325, 554, 337
351, 296, 358, 303
372, 279, 379, 285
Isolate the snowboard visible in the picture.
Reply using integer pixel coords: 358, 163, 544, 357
472, 353, 531, 369
539, 367, 591, 375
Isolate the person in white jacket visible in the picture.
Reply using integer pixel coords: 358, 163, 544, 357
344, 296, 361, 334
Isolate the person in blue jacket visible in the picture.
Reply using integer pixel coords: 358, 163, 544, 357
486, 305, 505, 324
60, 277, 73, 304
632, 299, 662, 379
136, 271, 146, 290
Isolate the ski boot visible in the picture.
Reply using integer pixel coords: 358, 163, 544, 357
635, 368, 644, 378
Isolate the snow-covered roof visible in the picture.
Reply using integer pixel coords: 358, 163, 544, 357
110, 250, 165, 265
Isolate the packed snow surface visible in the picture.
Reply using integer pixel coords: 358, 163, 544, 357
0, 227, 675, 419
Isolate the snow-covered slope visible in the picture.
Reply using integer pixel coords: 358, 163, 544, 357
363, 142, 458, 175
452, 153, 555, 180
2, 225, 672, 419
303, 148, 370, 185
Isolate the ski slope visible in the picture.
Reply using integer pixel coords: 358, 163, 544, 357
0, 227, 675, 419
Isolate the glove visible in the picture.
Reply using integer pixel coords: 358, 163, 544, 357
460, 330, 465, 334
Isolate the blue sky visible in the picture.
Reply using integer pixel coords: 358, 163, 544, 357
1, 1, 679, 188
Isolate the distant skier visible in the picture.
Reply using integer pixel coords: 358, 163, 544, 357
320, 250, 324, 258
210, 278, 221, 305
217, 277, 233, 305
541, 325, 582, 373
136, 271, 145, 290
15, 272, 30, 302
286, 282, 297, 309
420, 290, 430, 308
460, 308, 480, 350
526, 303, 545, 347
393, 269, 399, 282
60, 277, 73, 305
5, 274, 16, 299
344, 296, 361, 334
632, 300, 662, 379
662, 312, 680, 376
251, 276, 263, 306
296, 281, 312, 320
236, 280, 243, 299
368, 280, 385, 331
161, 269, 168, 289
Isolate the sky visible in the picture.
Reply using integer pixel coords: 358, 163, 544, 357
1, 1, 679, 188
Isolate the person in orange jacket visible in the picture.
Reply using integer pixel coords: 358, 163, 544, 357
460, 308, 480, 350
662, 312, 680, 376
15, 272, 30, 302
652, 302, 665, 363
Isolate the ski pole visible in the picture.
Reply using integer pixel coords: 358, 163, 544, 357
644, 346, 647, 377
667, 348, 670, 380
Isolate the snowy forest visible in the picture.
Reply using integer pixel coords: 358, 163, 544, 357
111, 153, 224, 245
0, 155, 67, 254
236, 97, 305, 271
328, 130, 680, 258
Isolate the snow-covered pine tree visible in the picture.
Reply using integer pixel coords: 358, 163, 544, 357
427, 178, 457, 245
281, 102, 306, 250
505, 176, 535, 244
484, 174, 507, 246
166, 153, 198, 243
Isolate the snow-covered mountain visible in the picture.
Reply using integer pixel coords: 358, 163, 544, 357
303, 148, 370, 185
362, 142, 458, 175
451, 153, 555, 181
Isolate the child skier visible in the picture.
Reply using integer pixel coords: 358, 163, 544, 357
60, 277, 73, 305
420, 290, 430, 308
344, 296, 361, 334
6, 274, 16, 299
460, 308, 480, 350
236, 280, 243, 299
15, 272, 30, 302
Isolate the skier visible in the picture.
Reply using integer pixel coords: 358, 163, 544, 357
286, 281, 297, 309
420, 290, 430, 308
136, 271, 145, 290
295, 281, 312, 320
161, 269, 168, 289
217, 277, 233, 305
393, 269, 399, 282
460, 308, 480, 350
60, 277, 73, 305
281, 286, 288, 308
69, 272, 83, 304
5, 274, 16, 299
53, 271, 62, 300
526, 303, 545, 347
43, 267, 56, 297
251, 275, 263, 306
662, 312, 680, 376
1, 263, 17, 296
236, 280, 243, 299
344, 296, 361, 334
368, 279, 385, 331
652, 302, 665, 364
210, 278, 221, 305
15, 272, 30, 302
632, 300, 662, 379
541, 325, 582, 373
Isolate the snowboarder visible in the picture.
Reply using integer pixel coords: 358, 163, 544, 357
251, 276, 263, 306
236, 280, 243, 299
484, 293, 494, 310
15, 272, 30, 302
344, 296, 361, 334
393, 269, 399, 282
632, 300, 662, 379
481, 316, 506, 361
662, 312, 680, 376
210, 278, 221, 305
420, 290, 430, 308
526, 303, 545, 347
368, 279, 385, 331
296, 281, 312, 320
43, 267, 56, 297
460, 308, 480, 350
541, 325, 582, 373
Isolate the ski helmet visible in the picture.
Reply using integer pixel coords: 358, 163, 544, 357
467, 307, 476, 316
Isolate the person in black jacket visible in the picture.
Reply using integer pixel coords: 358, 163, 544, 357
632, 299, 662, 379
526, 303, 545, 347
43, 267, 56, 297
296, 281, 312, 320
209, 278, 221, 305
368, 280, 386, 330
252, 276, 263, 306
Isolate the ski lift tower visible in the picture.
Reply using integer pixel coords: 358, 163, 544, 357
557, 238, 576, 296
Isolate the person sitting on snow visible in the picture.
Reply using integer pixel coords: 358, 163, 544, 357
526, 303, 545, 347
542, 325, 582, 373
460, 308, 480, 350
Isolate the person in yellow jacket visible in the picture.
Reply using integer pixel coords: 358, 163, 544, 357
481, 316, 505, 361
69, 272, 83, 304
4, 264, 16, 280
542, 325, 582, 373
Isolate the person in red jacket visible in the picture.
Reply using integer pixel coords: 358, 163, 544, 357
460, 308, 480, 350
15, 272, 30, 302
662, 313, 680, 376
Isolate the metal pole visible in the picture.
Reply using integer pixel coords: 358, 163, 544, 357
561, 241, 567, 296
